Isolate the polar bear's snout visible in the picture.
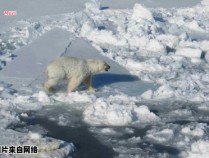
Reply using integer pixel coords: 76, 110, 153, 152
105, 63, 111, 71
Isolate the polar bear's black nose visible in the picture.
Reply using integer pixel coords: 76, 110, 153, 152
105, 64, 110, 71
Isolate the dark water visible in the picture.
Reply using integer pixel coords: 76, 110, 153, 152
9, 113, 116, 158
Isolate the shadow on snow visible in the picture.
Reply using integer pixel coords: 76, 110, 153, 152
92, 73, 139, 88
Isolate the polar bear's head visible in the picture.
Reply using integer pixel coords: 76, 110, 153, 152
87, 59, 110, 73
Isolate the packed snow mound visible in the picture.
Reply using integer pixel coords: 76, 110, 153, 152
146, 129, 174, 143
181, 126, 204, 137
83, 94, 160, 126
202, 0, 209, 5
38, 91, 51, 103
184, 20, 205, 32
80, 21, 127, 46
85, 0, 101, 14
132, 4, 154, 21
184, 140, 209, 158
156, 34, 179, 48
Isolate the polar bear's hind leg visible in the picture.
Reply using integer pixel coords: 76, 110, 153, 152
67, 77, 82, 93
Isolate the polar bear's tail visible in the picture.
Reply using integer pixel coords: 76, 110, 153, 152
45, 65, 51, 78
45, 68, 49, 77
44, 68, 49, 77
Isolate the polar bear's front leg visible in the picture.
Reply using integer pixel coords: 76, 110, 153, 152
83, 75, 96, 92
67, 77, 82, 93
43, 78, 59, 93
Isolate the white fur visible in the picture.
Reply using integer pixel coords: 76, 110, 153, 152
43, 56, 108, 93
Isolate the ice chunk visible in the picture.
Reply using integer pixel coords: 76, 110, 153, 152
38, 91, 50, 103
191, 58, 202, 64
175, 48, 202, 58
185, 20, 205, 32
201, 0, 209, 5
141, 90, 153, 99
146, 129, 174, 143
28, 132, 42, 140
153, 85, 175, 99
181, 126, 204, 137
184, 140, 209, 158
0, 87, 4, 91
80, 21, 95, 37
146, 39, 166, 54
200, 40, 209, 52
204, 51, 209, 62
101, 128, 118, 135
132, 4, 154, 21
133, 105, 160, 123
80, 21, 126, 46
14, 95, 31, 104
20, 113, 28, 117
156, 34, 179, 49
85, 0, 101, 13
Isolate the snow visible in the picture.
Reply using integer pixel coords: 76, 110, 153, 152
53, 92, 96, 104
0, 0, 209, 157
141, 90, 153, 99
146, 129, 174, 143
38, 91, 50, 103
28, 132, 42, 140
84, 94, 160, 126
185, 20, 205, 32
132, 4, 154, 21
184, 140, 209, 158
100, 128, 118, 135
175, 48, 203, 58
181, 126, 204, 137
80, 21, 127, 46
85, 0, 101, 14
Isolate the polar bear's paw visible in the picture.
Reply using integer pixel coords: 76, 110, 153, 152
88, 87, 97, 92
43, 86, 55, 94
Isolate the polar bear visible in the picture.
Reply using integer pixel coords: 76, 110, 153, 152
43, 56, 110, 93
